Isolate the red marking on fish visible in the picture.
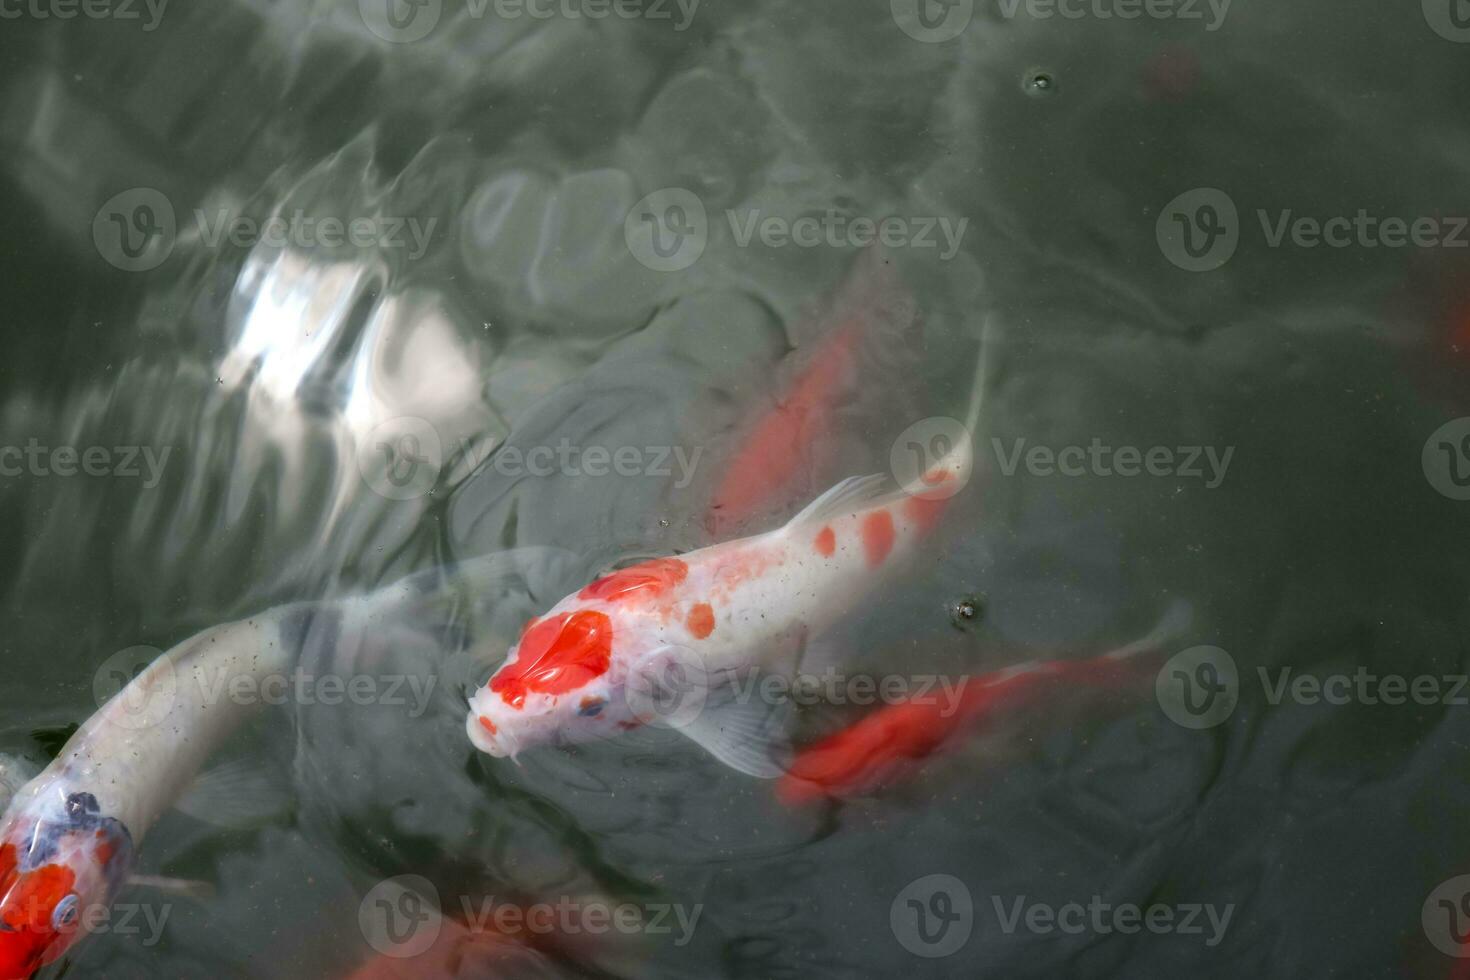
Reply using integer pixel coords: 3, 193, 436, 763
860, 511, 895, 567
777, 652, 1152, 804
706, 249, 919, 535
813, 526, 836, 557
579, 558, 689, 603
707, 325, 862, 531
0, 843, 77, 978
903, 494, 946, 532
491, 610, 614, 708
687, 602, 715, 639
478, 716, 498, 736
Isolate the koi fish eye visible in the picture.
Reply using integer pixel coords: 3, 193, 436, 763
51, 895, 79, 930
63, 793, 100, 822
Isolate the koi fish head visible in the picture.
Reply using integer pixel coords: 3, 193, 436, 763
467, 606, 638, 760
0, 789, 133, 978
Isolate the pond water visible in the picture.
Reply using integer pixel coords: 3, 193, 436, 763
2, 1, 1470, 978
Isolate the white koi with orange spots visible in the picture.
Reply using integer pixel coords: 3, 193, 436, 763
467, 331, 993, 777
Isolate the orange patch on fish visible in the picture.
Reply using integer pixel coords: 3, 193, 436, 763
861, 510, 895, 567
579, 557, 689, 603
686, 602, 716, 639
478, 715, 498, 736
0, 842, 16, 896
491, 610, 614, 708
903, 493, 946, 532
1, 861, 75, 931
814, 525, 836, 557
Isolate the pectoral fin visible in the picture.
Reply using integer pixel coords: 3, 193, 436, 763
175, 758, 291, 829
676, 668, 796, 779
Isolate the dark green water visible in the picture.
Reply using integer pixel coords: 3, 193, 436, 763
2, 1, 1470, 978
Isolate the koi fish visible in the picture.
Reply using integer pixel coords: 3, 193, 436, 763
705, 248, 919, 536
466, 331, 992, 776
0, 611, 307, 979
0, 548, 570, 978
775, 602, 1191, 804
343, 890, 644, 980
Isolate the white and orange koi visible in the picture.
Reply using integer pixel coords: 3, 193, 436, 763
467, 331, 993, 776
0, 612, 305, 979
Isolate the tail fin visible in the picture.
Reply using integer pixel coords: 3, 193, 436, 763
897, 319, 997, 497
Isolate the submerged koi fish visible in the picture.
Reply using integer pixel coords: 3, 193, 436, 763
0, 547, 567, 978
775, 603, 1190, 804
706, 248, 919, 535
467, 333, 991, 776
0, 611, 309, 978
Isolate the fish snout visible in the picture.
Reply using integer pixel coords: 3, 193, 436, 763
466, 709, 516, 759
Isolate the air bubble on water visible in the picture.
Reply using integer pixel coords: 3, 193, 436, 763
951, 594, 985, 630
1023, 68, 1057, 98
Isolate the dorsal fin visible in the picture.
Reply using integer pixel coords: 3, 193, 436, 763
784, 473, 892, 529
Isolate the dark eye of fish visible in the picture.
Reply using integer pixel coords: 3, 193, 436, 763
52, 895, 80, 929
578, 697, 606, 717
64, 792, 100, 820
